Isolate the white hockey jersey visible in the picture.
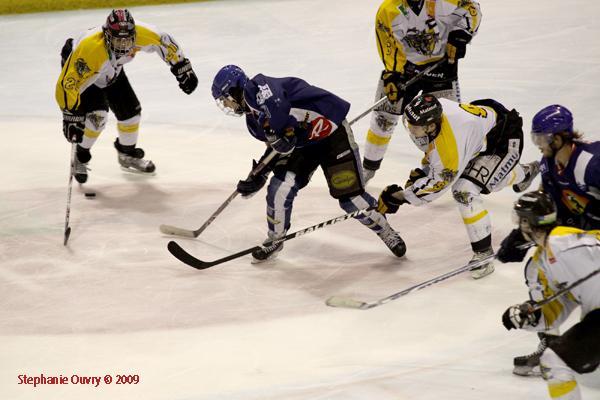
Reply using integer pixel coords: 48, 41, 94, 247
523, 227, 600, 332
403, 98, 496, 205
56, 21, 187, 111
376, 0, 481, 72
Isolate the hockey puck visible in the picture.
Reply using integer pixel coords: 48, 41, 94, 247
84, 192, 96, 198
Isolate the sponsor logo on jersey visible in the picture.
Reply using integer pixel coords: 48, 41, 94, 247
75, 58, 91, 78
256, 84, 273, 106
561, 189, 588, 215
308, 117, 333, 140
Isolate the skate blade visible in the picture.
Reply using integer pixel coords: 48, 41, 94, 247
512, 366, 542, 377
120, 166, 156, 176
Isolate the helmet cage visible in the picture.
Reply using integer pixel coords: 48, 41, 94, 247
103, 10, 136, 58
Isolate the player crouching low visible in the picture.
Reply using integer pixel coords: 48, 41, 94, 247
211, 65, 406, 263
376, 93, 540, 279
500, 191, 600, 400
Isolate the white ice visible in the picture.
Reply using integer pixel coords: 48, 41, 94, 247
1, 0, 600, 399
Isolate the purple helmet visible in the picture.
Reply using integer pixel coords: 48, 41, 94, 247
531, 105, 573, 135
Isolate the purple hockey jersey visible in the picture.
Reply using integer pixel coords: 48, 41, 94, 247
540, 140, 600, 229
242, 74, 350, 147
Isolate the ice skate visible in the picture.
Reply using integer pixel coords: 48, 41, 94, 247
513, 160, 540, 193
251, 233, 284, 263
377, 224, 407, 257
73, 157, 89, 184
115, 140, 156, 174
513, 333, 547, 377
469, 248, 495, 279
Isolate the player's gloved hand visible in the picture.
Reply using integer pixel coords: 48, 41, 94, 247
237, 160, 269, 198
266, 129, 297, 155
171, 58, 198, 94
497, 229, 530, 263
62, 110, 85, 143
381, 70, 406, 104
377, 184, 407, 214
405, 168, 427, 188
502, 301, 541, 330
446, 30, 472, 64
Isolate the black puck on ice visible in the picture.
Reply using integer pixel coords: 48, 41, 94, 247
85, 192, 96, 198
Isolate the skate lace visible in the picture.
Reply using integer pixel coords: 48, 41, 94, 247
74, 160, 89, 174
378, 225, 401, 248
119, 153, 151, 169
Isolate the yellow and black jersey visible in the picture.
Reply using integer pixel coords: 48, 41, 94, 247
376, 0, 481, 72
403, 98, 496, 205
524, 227, 600, 331
56, 21, 187, 111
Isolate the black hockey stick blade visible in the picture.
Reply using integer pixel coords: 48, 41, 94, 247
63, 227, 71, 246
167, 241, 260, 270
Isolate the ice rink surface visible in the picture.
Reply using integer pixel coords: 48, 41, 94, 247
1, 0, 600, 399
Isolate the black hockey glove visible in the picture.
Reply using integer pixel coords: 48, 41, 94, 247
405, 168, 427, 188
62, 110, 85, 143
497, 229, 530, 263
584, 198, 600, 227
377, 184, 407, 214
446, 30, 472, 64
381, 70, 406, 104
171, 58, 198, 95
502, 301, 542, 330
266, 128, 297, 156
237, 160, 269, 199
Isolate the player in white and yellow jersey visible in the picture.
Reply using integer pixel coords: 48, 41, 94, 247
376, 93, 539, 278
56, 9, 198, 183
501, 191, 600, 400
362, 0, 481, 183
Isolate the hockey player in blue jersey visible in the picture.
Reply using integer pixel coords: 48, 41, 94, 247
211, 65, 406, 262
498, 104, 600, 377
499, 105, 600, 262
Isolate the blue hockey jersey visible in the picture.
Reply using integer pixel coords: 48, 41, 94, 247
242, 74, 351, 147
540, 140, 600, 229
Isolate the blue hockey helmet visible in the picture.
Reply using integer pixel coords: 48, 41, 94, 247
531, 105, 573, 135
531, 105, 573, 149
211, 65, 248, 116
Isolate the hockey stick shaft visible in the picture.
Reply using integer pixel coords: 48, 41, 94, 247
63, 141, 76, 246
327, 243, 535, 310
399, 59, 445, 91
532, 266, 600, 311
159, 150, 278, 238
167, 207, 376, 269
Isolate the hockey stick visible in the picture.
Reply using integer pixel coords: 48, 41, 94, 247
398, 59, 445, 91
168, 207, 376, 269
63, 140, 76, 246
159, 150, 278, 238
326, 243, 535, 310
160, 97, 389, 239
532, 266, 600, 311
